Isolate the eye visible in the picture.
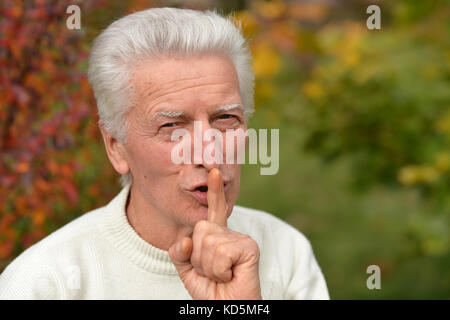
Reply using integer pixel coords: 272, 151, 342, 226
218, 114, 236, 120
161, 122, 177, 128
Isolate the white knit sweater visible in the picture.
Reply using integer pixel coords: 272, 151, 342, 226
0, 185, 329, 299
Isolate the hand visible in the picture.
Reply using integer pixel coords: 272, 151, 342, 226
168, 168, 262, 300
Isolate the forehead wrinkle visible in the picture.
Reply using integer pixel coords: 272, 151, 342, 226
141, 63, 234, 94
143, 75, 203, 96
145, 82, 231, 102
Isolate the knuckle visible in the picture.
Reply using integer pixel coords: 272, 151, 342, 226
215, 243, 229, 257
243, 234, 256, 245
194, 220, 209, 233
205, 266, 218, 281
242, 235, 260, 257
203, 234, 216, 248
212, 262, 230, 281
212, 250, 232, 280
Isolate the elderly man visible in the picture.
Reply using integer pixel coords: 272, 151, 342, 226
0, 7, 329, 300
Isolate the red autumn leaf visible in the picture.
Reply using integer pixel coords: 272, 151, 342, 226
61, 180, 79, 205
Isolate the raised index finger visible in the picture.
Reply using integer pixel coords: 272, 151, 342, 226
207, 168, 227, 227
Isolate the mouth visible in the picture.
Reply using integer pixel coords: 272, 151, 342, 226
196, 185, 208, 193
188, 182, 228, 206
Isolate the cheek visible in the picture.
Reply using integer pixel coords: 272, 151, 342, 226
223, 127, 247, 164
128, 139, 179, 179
225, 165, 241, 199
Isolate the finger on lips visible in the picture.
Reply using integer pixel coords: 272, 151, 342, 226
207, 168, 228, 227
171, 169, 239, 283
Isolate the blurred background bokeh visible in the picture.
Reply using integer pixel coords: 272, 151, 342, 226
1, 0, 449, 299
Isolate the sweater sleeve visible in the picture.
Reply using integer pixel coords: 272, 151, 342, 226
0, 248, 62, 300
232, 207, 330, 300
284, 232, 330, 300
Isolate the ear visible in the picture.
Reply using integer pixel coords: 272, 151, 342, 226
100, 124, 130, 175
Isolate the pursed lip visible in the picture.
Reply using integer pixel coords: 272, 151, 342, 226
187, 179, 230, 192
187, 181, 230, 206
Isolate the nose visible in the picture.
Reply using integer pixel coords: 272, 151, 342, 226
192, 119, 223, 171
195, 159, 220, 171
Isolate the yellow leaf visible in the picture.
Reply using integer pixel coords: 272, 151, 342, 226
32, 210, 46, 226
233, 11, 259, 37
254, 0, 286, 20
436, 112, 450, 133
398, 166, 420, 186
255, 81, 275, 100
435, 153, 450, 172
420, 166, 439, 183
342, 51, 360, 67
252, 42, 282, 78
301, 81, 324, 100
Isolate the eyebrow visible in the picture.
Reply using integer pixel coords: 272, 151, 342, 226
213, 103, 244, 114
153, 110, 185, 119
152, 104, 244, 121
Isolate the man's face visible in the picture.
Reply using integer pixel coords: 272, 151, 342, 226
123, 55, 246, 228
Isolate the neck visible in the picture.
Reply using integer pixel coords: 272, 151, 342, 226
125, 184, 192, 251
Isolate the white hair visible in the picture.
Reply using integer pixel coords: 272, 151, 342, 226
87, 7, 255, 187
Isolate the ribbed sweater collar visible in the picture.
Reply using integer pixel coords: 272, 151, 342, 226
98, 184, 178, 275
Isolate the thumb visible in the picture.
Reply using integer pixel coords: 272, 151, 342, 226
168, 237, 193, 277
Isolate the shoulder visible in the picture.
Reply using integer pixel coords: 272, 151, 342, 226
22, 205, 107, 257
228, 204, 312, 250
0, 205, 107, 298
228, 205, 329, 299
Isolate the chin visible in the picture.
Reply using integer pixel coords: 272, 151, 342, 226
184, 205, 209, 226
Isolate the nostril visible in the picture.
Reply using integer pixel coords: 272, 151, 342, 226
197, 186, 208, 192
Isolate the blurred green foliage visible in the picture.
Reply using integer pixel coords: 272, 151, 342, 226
236, 0, 450, 299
